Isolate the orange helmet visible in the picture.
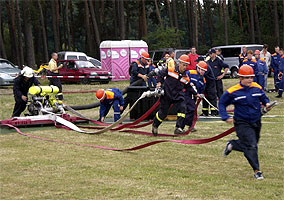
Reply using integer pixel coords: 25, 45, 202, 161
96, 89, 105, 101
237, 65, 255, 77
254, 50, 261, 54
197, 61, 207, 71
141, 51, 150, 60
178, 54, 190, 64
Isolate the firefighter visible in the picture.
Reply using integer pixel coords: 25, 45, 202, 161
166, 51, 175, 69
96, 88, 125, 122
157, 53, 170, 68
219, 65, 271, 180
48, 52, 63, 100
130, 51, 150, 86
254, 50, 268, 88
12, 67, 40, 117
152, 55, 195, 136
242, 50, 258, 82
201, 55, 218, 116
239, 46, 247, 66
185, 61, 207, 131
271, 46, 281, 91
206, 48, 229, 99
275, 49, 284, 98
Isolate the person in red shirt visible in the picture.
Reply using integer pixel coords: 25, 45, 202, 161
187, 46, 199, 70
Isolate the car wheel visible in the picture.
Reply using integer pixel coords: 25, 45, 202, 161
100, 81, 109, 84
231, 68, 238, 78
80, 78, 90, 84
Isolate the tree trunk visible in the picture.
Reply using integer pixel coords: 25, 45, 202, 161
223, 0, 228, 45
198, 0, 205, 45
194, 0, 198, 48
154, 0, 162, 26
141, 0, 147, 38
0, 2, 7, 58
166, 0, 173, 27
65, 0, 71, 49
273, 0, 280, 45
5, 0, 19, 64
204, 0, 213, 45
227, 0, 232, 18
112, 0, 118, 39
55, 0, 61, 48
88, 0, 101, 46
186, 0, 192, 47
125, 0, 130, 39
100, 0, 105, 39
249, 0, 255, 43
37, 0, 49, 62
243, 0, 251, 36
51, 0, 59, 51
218, 0, 222, 18
84, 0, 93, 54
172, 0, 178, 29
22, 0, 36, 67
70, 0, 75, 49
119, 0, 125, 40
267, 0, 273, 19
253, 0, 261, 43
236, 0, 243, 30
15, 0, 24, 66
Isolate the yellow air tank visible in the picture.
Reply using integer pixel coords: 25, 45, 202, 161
29, 85, 59, 95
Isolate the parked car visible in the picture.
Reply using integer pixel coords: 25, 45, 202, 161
57, 51, 88, 61
57, 60, 111, 84
0, 58, 21, 86
87, 56, 102, 69
213, 44, 263, 78
150, 48, 191, 65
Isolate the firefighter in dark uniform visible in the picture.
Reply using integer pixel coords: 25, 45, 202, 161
152, 55, 196, 136
271, 46, 281, 91
219, 65, 271, 180
130, 51, 150, 86
12, 67, 40, 117
239, 46, 247, 67
185, 61, 207, 131
276, 49, 284, 98
48, 52, 63, 100
157, 53, 170, 68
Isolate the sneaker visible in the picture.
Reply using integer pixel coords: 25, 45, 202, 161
254, 171, 264, 180
152, 124, 158, 136
275, 95, 282, 98
223, 141, 233, 157
174, 127, 185, 135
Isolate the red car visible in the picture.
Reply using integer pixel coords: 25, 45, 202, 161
57, 60, 111, 84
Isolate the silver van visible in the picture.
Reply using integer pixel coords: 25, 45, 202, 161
213, 44, 263, 78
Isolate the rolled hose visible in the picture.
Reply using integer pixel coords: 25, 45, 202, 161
70, 70, 158, 110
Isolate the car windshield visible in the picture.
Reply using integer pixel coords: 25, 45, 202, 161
0, 61, 15, 69
90, 59, 101, 66
75, 60, 97, 68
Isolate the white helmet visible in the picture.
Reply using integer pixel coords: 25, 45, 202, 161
21, 67, 34, 78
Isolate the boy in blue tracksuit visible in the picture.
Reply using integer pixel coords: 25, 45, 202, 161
147, 59, 157, 88
96, 88, 124, 122
271, 46, 281, 91
219, 65, 271, 180
276, 49, 284, 98
254, 50, 268, 88
185, 61, 207, 130
243, 50, 258, 82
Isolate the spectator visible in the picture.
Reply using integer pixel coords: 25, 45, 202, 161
243, 50, 258, 82
239, 46, 247, 67
271, 46, 281, 91
254, 50, 268, 88
216, 48, 224, 61
166, 51, 175, 69
157, 53, 169, 68
260, 44, 271, 91
147, 59, 157, 88
188, 46, 199, 70
48, 52, 63, 100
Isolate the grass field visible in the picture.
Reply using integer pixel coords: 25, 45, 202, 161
0, 78, 283, 200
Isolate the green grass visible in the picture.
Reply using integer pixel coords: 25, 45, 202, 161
0, 78, 283, 200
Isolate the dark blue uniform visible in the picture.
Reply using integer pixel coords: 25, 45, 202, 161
243, 58, 259, 82
153, 64, 194, 129
202, 64, 218, 116
256, 58, 268, 88
239, 52, 247, 67
278, 55, 284, 97
12, 75, 40, 117
185, 70, 206, 127
219, 82, 269, 172
271, 52, 281, 90
206, 56, 229, 98
130, 59, 149, 85
99, 88, 124, 122
147, 64, 157, 88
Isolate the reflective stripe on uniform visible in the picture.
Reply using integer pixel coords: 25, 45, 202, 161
168, 71, 179, 79
156, 112, 163, 122
113, 112, 121, 115
177, 113, 185, 118
180, 78, 189, 84
202, 108, 209, 110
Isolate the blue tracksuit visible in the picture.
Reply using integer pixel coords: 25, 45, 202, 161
99, 88, 124, 122
243, 58, 259, 82
219, 82, 269, 171
271, 53, 281, 89
278, 55, 284, 96
147, 64, 157, 87
185, 70, 206, 127
256, 58, 268, 88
